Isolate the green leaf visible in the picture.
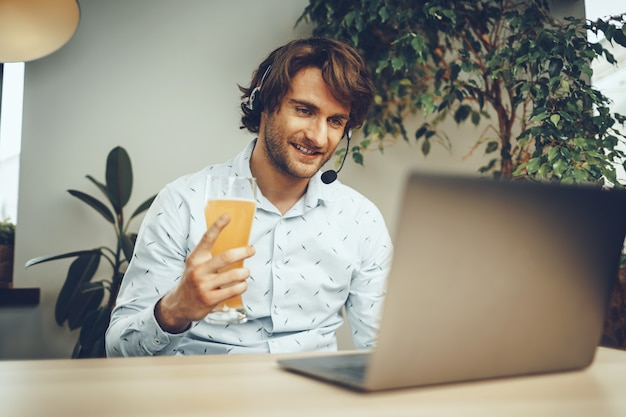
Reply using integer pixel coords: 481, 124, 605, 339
572, 169, 589, 183
422, 138, 431, 156
129, 194, 157, 220
55, 253, 101, 326
613, 25, 626, 48
86, 175, 111, 202
512, 164, 525, 177
479, 159, 497, 174
66, 285, 104, 331
485, 141, 499, 154
415, 125, 428, 140
525, 157, 541, 174
25, 249, 102, 268
378, 6, 389, 22
550, 114, 560, 126
531, 112, 549, 123
537, 162, 551, 178
454, 105, 471, 123
548, 59, 563, 77
553, 158, 568, 177
471, 111, 480, 125
68, 190, 115, 224
121, 232, 135, 262
547, 146, 560, 162
391, 57, 404, 72
351, 150, 364, 166
106, 146, 133, 213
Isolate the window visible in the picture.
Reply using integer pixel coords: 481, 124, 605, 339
0, 62, 25, 222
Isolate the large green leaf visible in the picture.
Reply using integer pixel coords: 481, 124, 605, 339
66, 286, 104, 331
25, 249, 101, 268
129, 194, 157, 220
55, 253, 101, 326
68, 190, 115, 224
86, 174, 111, 203
121, 232, 135, 262
106, 146, 133, 213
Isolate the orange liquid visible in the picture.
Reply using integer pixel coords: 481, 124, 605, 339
204, 199, 256, 309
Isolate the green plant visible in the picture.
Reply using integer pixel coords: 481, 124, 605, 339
0, 220, 15, 245
26, 147, 156, 358
298, 0, 626, 183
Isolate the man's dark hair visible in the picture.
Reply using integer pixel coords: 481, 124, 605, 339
239, 37, 375, 134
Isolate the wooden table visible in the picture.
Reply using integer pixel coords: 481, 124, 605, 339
1, 347, 625, 417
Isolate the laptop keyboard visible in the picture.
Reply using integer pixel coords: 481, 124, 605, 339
330, 363, 366, 381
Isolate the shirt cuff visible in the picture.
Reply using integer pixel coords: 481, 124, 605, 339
138, 302, 189, 354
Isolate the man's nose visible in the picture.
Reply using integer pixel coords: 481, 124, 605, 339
305, 117, 328, 147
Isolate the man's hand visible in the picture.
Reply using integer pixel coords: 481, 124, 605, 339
154, 214, 255, 333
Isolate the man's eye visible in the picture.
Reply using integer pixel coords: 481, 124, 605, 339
330, 118, 345, 127
297, 107, 311, 115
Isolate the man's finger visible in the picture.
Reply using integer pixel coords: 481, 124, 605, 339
187, 214, 230, 266
202, 214, 231, 249
209, 246, 256, 273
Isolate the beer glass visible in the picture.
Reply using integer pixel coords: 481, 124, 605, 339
204, 176, 257, 324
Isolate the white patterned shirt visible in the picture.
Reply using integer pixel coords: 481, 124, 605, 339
106, 140, 393, 356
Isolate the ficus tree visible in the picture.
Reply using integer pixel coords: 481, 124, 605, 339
298, 0, 626, 184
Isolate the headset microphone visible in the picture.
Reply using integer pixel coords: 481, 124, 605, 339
321, 130, 352, 185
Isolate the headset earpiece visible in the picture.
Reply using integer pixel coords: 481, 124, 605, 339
246, 64, 272, 115
246, 86, 261, 113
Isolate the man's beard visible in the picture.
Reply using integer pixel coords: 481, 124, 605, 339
262, 120, 333, 180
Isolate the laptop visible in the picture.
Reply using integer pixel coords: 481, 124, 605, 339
278, 171, 626, 391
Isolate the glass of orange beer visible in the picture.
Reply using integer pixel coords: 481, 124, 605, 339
204, 176, 257, 324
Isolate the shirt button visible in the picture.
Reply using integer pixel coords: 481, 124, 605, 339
273, 305, 281, 314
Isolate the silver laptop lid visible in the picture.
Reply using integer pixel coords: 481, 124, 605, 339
365, 172, 626, 390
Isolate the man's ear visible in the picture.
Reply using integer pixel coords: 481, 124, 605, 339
258, 110, 268, 132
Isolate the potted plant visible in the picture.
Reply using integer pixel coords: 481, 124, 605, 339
26, 146, 156, 358
0, 220, 16, 288
297, 1, 626, 347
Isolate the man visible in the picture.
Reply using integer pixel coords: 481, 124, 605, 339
105, 37, 393, 356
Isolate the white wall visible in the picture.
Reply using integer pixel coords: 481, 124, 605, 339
2, 0, 550, 359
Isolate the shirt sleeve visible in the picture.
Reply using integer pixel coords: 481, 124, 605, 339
344, 202, 393, 350
105, 184, 195, 357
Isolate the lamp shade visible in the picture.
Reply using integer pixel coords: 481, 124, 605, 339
0, 0, 80, 63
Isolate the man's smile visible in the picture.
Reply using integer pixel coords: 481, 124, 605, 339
293, 143, 321, 157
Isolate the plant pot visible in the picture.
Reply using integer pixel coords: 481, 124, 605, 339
0, 243, 15, 288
